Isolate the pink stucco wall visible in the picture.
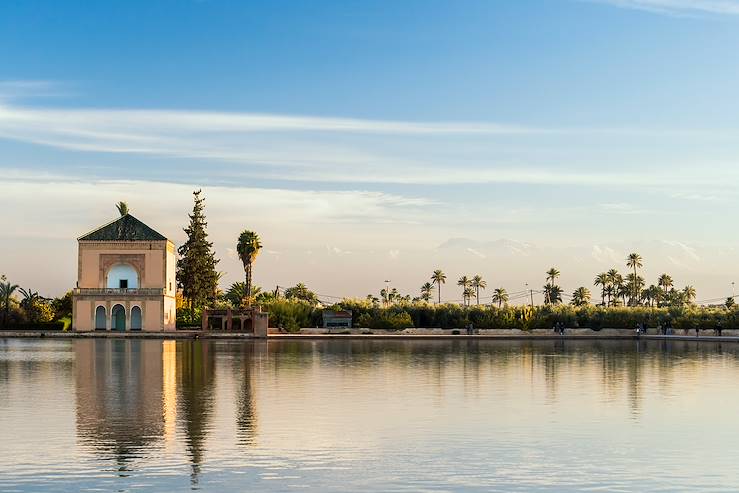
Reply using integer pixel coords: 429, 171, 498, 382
73, 240, 177, 331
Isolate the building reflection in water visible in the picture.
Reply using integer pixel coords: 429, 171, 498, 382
75, 339, 165, 474
74, 338, 261, 485
162, 340, 178, 447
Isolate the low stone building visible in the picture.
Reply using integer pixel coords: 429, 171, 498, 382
322, 310, 353, 329
201, 308, 269, 337
72, 213, 177, 331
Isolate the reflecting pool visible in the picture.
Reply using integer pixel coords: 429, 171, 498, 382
1, 338, 738, 492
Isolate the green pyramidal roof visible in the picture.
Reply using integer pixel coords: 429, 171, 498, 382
79, 214, 167, 241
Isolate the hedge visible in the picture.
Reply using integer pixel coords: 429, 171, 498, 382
177, 299, 739, 331
0, 322, 65, 331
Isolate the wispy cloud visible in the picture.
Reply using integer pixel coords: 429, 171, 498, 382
587, 0, 739, 16
0, 101, 536, 138
0, 174, 437, 242
0, 80, 72, 101
2, 93, 739, 189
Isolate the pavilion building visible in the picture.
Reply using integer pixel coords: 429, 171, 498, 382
72, 213, 177, 331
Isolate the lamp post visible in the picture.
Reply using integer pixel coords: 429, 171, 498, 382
384, 279, 391, 306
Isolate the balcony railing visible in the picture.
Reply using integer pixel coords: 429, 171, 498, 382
73, 288, 166, 296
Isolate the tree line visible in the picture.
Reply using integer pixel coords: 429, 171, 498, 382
403, 252, 722, 310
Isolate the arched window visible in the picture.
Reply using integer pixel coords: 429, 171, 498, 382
107, 264, 139, 289
131, 306, 142, 331
95, 306, 106, 330
111, 304, 126, 331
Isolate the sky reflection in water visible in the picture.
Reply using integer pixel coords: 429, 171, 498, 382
0, 338, 738, 492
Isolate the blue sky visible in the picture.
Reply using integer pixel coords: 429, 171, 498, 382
2, 0, 739, 302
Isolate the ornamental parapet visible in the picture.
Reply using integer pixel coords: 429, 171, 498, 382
73, 288, 166, 296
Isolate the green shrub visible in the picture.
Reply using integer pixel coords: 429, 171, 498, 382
262, 299, 320, 329
357, 311, 413, 330
1, 321, 64, 330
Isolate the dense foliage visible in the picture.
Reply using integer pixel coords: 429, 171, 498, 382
0, 275, 70, 328
248, 298, 739, 332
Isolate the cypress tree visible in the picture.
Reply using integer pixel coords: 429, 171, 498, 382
177, 189, 220, 317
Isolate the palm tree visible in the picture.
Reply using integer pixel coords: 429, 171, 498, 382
457, 276, 471, 306
380, 288, 390, 306
225, 282, 247, 307
462, 287, 476, 307
236, 230, 262, 306
116, 201, 129, 216
0, 281, 19, 326
366, 294, 380, 306
642, 285, 660, 307
420, 282, 434, 302
572, 286, 590, 306
571, 287, 591, 306
604, 285, 615, 306
431, 270, 446, 305
615, 281, 628, 306
606, 268, 620, 304
491, 288, 509, 308
471, 275, 487, 306
626, 253, 643, 305
224, 282, 263, 308
17, 288, 40, 322
606, 270, 625, 306
658, 274, 673, 306
625, 273, 645, 306
664, 287, 681, 307
594, 273, 608, 306
682, 285, 697, 305
546, 267, 560, 284
543, 284, 563, 305
544, 268, 560, 304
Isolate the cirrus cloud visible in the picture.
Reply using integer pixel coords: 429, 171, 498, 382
586, 0, 739, 15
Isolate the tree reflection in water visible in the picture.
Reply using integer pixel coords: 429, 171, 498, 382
176, 340, 215, 487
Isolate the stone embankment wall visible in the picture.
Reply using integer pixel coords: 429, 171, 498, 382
270, 327, 739, 337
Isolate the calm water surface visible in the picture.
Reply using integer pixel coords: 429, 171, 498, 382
1, 338, 739, 492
